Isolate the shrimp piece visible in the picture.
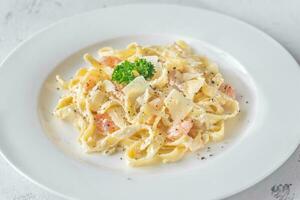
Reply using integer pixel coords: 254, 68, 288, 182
219, 83, 235, 98
100, 56, 122, 68
84, 79, 96, 91
167, 119, 193, 140
94, 113, 118, 134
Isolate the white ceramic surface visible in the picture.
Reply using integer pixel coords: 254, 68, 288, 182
39, 35, 256, 174
0, 4, 300, 200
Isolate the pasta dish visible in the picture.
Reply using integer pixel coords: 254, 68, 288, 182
54, 41, 239, 167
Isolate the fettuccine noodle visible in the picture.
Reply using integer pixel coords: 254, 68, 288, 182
54, 41, 239, 167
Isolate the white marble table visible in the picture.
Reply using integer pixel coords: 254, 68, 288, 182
0, 0, 299, 199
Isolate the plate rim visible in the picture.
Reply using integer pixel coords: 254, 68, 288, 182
0, 4, 299, 200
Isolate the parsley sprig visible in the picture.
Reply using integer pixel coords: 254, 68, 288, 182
112, 58, 155, 84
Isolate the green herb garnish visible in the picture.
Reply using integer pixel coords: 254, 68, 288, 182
112, 58, 155, 84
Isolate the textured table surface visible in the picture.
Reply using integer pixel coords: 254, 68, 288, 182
0, 0, 299, 199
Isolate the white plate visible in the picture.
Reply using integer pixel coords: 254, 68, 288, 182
0, 5, 299, 200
